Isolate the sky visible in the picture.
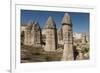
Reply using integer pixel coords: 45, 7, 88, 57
21, 10, 89, 33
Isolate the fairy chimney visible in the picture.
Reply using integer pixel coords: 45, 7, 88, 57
81, 34, 87, 44
61, 13, 74, 60
24, 21, 33, 45
57, 28, 63, 45
44, 16, 57, 51
24, 21, 42, 47
31, 21, 42, 47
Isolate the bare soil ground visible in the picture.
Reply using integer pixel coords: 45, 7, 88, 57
21, 45, 62, 63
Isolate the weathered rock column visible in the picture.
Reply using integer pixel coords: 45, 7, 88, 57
81, 34, 87, 44
24, 22, 33, 46
76, 46, 84, 60
61, 13, 74, 61
31, 22, 42, 47
24, 21, 42, 47
57, 28, 63, 45
44, 16, 57, 51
